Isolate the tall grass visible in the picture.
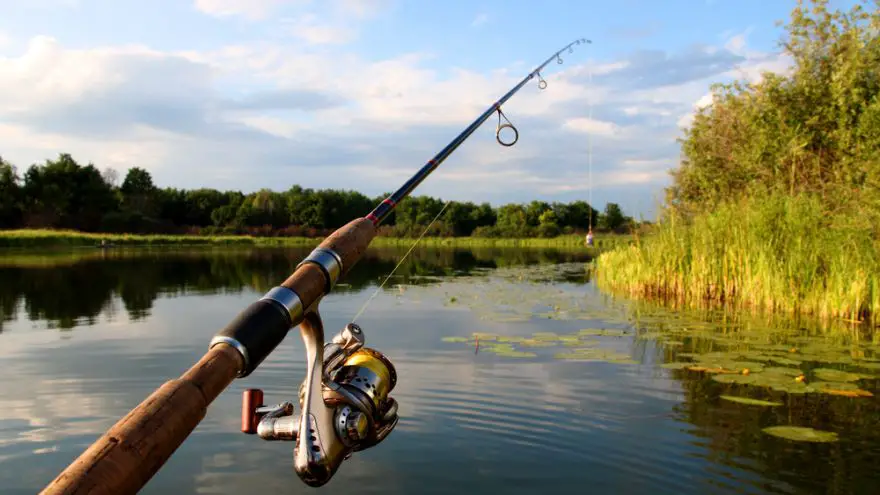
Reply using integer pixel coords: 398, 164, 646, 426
594, 194, 879, 324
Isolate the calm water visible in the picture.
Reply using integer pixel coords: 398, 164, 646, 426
1, 246, 878, 494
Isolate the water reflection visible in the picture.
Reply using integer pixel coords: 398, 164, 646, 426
0, 247, 878, 495
0, 246, 590, 332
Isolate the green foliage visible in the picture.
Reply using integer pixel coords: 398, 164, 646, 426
20, 154, 118, 231
0, 157, 22, 228
601, 0, 880, 322
667, 0, 880, 222
120, 167, 156, 196
0, 153, 634, 238
601, 202, 627, 231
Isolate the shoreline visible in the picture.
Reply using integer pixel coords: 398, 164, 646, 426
0, 228, 630, 250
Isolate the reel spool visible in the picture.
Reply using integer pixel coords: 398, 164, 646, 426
241, 321, 399, 486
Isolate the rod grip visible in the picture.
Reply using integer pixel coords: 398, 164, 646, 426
274, 217, 377, 314
213, 299, 292, 377
313, 217, 377, 278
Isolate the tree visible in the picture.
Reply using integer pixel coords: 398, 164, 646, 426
537, 209, 561, 238
121, 167, 158, 216
525, 200, 551, 227
496, 204, 530, 237
601, 202, 626, 231
0, 157, 22, 228
20, 153, 118, 230
121, 167, 156, 196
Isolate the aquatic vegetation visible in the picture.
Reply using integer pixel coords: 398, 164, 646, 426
595, 194, 880, 325
812, 368, 870, 383
762, 426, 839, 443
441, 328, 637, 365
720, 396, 783, 407
424, 260, 878, 402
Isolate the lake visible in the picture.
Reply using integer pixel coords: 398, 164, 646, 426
1, 246, 878, 494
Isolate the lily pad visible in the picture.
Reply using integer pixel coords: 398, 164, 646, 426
762, 426, 839, 443
577, 328, 628, 337
739, 353, 776, 363
812, 368, 864, 383
481, 343, 515, 353
554, 353, 602, 361
519, 339, 557, 348
769, 357, 803, 366
720, 395, 783, 407
762, 367, 804, 377
441, 336, 470, 343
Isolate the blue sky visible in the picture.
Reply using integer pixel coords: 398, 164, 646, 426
0, 0, 862, 219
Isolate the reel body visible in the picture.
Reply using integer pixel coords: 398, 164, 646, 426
241, 320, 399, 487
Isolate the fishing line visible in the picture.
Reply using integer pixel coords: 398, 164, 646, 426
47, 38, 596, 494
351, 200, 451, 323
588, 64, 593, 230
354, 38, 595, 321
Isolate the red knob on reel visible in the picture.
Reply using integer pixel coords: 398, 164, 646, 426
241, 389, 264, 434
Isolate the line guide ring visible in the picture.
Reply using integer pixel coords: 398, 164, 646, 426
495, 109, 518, 147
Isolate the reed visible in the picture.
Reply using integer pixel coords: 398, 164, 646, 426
594, 194, 879, 324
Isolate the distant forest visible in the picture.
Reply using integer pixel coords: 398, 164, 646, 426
0, 153, 641, 238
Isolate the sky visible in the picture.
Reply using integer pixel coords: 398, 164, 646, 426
0, 0, 862, 220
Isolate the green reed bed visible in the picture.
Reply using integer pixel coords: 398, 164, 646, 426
595, 194, 880, 324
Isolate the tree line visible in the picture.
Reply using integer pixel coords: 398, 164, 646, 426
0, 153, 638, 238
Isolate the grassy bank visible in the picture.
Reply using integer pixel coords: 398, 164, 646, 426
0, 228, 630, 250
594, 194, 879, 324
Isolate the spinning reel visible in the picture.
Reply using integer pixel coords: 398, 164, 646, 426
240, 310, 399, 487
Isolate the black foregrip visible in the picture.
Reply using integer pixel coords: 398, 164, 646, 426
215, 299, 292, 376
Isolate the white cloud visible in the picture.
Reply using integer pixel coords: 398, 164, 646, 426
283, 14, 357, 45
562, 117, 621, 137
471, 13, 488, 27
0, 30, 10, 50
330, 0, 391, 19
622, 158, 672, 169
672, 31, 792, 131
0, 20, 793, 219
193, 0, 307, 20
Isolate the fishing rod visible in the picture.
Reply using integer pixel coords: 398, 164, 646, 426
40, 37, 591, 494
